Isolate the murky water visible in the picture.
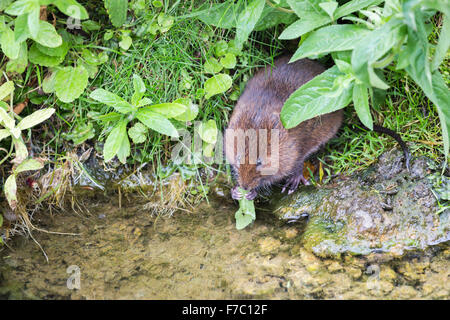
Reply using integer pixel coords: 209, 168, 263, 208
0, 189, 449, 299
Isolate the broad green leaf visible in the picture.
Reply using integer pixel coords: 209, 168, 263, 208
14, 13, 30, 42
291, 25, 369, 61
279, 13, 330, 39
104, 0, 128, 27
128, 122, 148, 144
42, 71, 56, 93
6, 42, 28, 74
157, 13, 174, 33
81, 49, 108, 65
90, 88, 133, 114
103, 119, 128, 162
353, 83, 373, 130
0, 27, 20, 59
36, 41, 69, 57
17, 108, 55, 130
137, 97, 153, 107
27, 7, 40, 38
319, 1, 338, 19
136, 109, 179, 138
351, 19, 405, 86
131, 74, 146, 106
198, 119, 218, 144
53, 0, 89, 20
119, 35, 132, 50
5, 0, 38, 15
235, 0, 266, 48
4, 174, 17, 209
29, 43, 64, 67
54, 66, 89, 103
32, 20, 62, 48
281, 66, 353, 129
195, 2, 242, 29
254, 5, 297, 31
146, 103, 186, 118
214, 40, 228, 57
204, 74, 232, 99
0, 129, 11, 141
334, 0, 383, 17
235, 188, 256, 230
13, 137, 28, 163
14, 158, 44, 174
116, 128, 130, 164
204, 57, 223, 74
173, 98, 199, 121
0, 81, 15, 100
220, 53, 237, 69
0, 0, 13, 11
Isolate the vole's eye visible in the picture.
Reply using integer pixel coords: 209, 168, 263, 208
256, 158, 262, 167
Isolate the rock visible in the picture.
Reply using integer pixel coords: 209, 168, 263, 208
257, 237, 281, 255
327, 261, 343, 273
274, 150, 450, 258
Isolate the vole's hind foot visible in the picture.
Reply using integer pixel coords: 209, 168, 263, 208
282, 175, 309, 195
231, 186, 243, 200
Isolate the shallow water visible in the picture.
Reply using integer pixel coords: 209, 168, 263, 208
0, 190, 449, 299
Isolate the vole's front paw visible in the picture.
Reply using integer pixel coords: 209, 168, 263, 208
231, 186, 243, 200
245, 190, 257, 200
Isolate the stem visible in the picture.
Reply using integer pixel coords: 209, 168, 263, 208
372, 51, 395, 69
265, 0, 294, 13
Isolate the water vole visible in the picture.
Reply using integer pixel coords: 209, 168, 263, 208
225, 56, 343, 200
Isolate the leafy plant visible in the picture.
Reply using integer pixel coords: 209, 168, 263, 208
89, 74, 197, 163
0, 80, 54, 209
235, 188, 256, 230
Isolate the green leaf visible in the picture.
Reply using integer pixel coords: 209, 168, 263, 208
136, 109, 179, 138
27, 7, 39, 38
235, 0, 266, 48
173, 98, 199, 121
62, 122, 95, 145
353, 83, 373, 130
116, 129, 130, 164
4, 174, 17, 209
104, 0, 128, 27
431, 13, 450, 71
14, 158, 44, 174
235, 188, 256, 230
319, 1, 338, 19
0, 81, 15, 101
29, 43, 64, 67
32, 20, 62, 48
131, 74, 146, 106
1, 26, 20, 59
279, 13, 330, 39
14, 13, 30, 42
195, 2, 242, 29
54, 66, 89, 103
89, 88, 133, 114
36, 41, 69, 57
103, 119, 129, 162
17, 108, 55, 130
0, 129, 11, 141
128, 122, 148, 144
214, 40, 228, 57
5, 0, 38, 15
291, 25, 369, 61
119, 35, 132, 50
204, 73, 233, 99
334, 0, 383, 17
281, 66, 353, 129
204, 57, 223, 74
146, 103, 187, 118
0, 107, 15, 130
53, 0, 89, 20
198, 119, 218, 144
220, 53, 237, 69
42, 71, 56, 93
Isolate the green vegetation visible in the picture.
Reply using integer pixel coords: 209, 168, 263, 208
0, 0, 448, 235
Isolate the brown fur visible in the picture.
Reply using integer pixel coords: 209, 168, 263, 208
225, 56, 343, 194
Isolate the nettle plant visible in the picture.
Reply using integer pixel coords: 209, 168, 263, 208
0, 80, 54, 209
193, 0, 450, 160
90, 74, 198, 163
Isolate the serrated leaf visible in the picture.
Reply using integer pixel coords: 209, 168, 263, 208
128, 122, 147, 144
54, 66, 89, 103
281, 66, 353, 129
204, 73, 232, 99
104, 0, 128, 27
136, 109, 179, 138
17, 108, 55, 130
90, 88, 133, 114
